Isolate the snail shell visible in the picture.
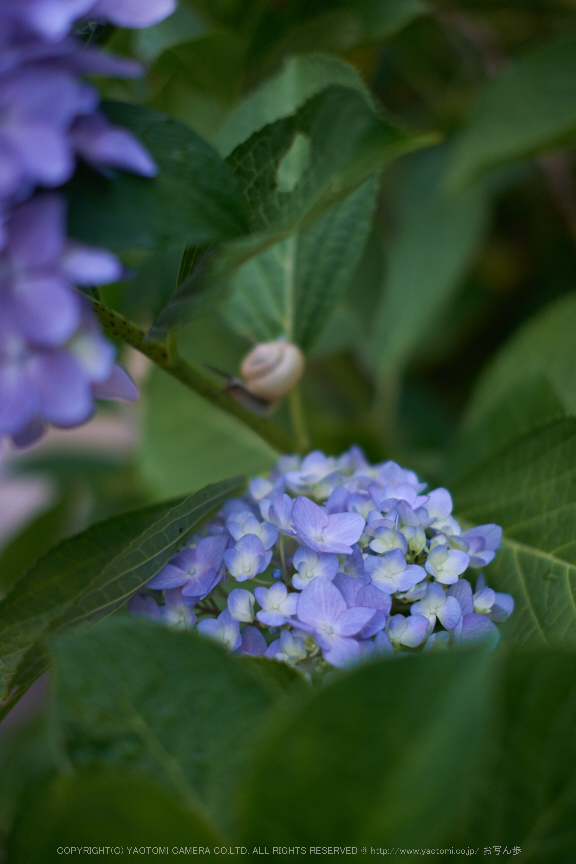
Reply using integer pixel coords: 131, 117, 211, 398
240, 340, 305, 401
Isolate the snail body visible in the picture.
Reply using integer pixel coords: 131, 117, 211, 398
241, 340, 305, 401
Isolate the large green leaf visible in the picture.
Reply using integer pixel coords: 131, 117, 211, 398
222, 176, 377, 350
66, 102, 249, 252
370, 146, 489, 375
0, 477, 243, 717
447, 294, 576, 478
141, 318, 277, 498
150, 82, 433, 337
448, 37, 576, 189
51, 618, 300, 836
465, 293, 576, 428
214, 53, 374, 158
7, 771, 222, 863
451, 417, 576, 648
239, 649, 493, 851
456, 649, 576, 860
142, 367, 277, 498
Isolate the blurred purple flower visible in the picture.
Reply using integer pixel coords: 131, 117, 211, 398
197, 609, 241, 652
237, 625, 267, 657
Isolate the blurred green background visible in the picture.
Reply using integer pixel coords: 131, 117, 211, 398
4, 2, 576, 858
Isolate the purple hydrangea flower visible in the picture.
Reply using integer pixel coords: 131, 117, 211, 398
452, 613, 499, 646
369, 482, 429, 513
88, 0, 177, 29
343, 544, 370, 582
197, 609, 241, 652
296, 577, 375, 668
237, 624, 267, 657
368, 525, 408, 555
364, 548, 425, 594
159, 588, 197, 630
0, 0, 175, 44
292, 496, 365, 555
254, 582, 298, 626
249, 477, 274, 502
324, 486, 350, 514
423, 630, 451, 652
226, 510, 278, 550
410, 582, 462, 634
128, 593, 162, 621
227, 588, 255, 623
128, 589, 196, 630
291, 546, 339, 590
284, 450, 341, 499
333, 574, 391, 638
147, 535, 228, 601
265, 628, 307, 665
69, 112, 157, 177
0, 296, 137, 446
425, 544, 470, 585
473, 575, 514, 622
224, 534, 272, 582
0, 62, 95, 201
1, 195, 119, 346
460, 524, 502, 568
260, 493, 296, 535
387, 613, 429, 648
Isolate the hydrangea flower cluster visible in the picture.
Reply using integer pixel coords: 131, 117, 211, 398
0, 0, 175, 446
130, 448, 514, 675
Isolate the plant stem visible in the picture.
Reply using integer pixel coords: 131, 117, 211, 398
92, 299, 299, 455
289, 385, 310, 453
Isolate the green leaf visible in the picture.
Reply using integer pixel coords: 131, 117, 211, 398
446, 294, 576, 478
445, 375, 565, 482
222, 176, 378, 350
451, 417, 576, 648
239, 649, 493, 850
0, 477, 244, 717
7, 770, 222, 862
141, 366, 277, 498
370, 146, 489, 375
0, 708, 56, 844
151, 84, 433, 336
50, 618, 296, 836
357, 0, 427, 40
448, 37, 576, 189
459, 649, 576, 859
0, 494, 74, 596
465, 293, 576, 428
131, 3, 208, 63
66, 102, 249, 252
214, 53, 374, 158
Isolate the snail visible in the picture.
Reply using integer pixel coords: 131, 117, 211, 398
240, 339, 305, 401
207, 340, 305, 416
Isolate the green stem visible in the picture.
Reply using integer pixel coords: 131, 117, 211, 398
166, 328, 179, 365
92, 300, 299, 455
289, 385, 310, 453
